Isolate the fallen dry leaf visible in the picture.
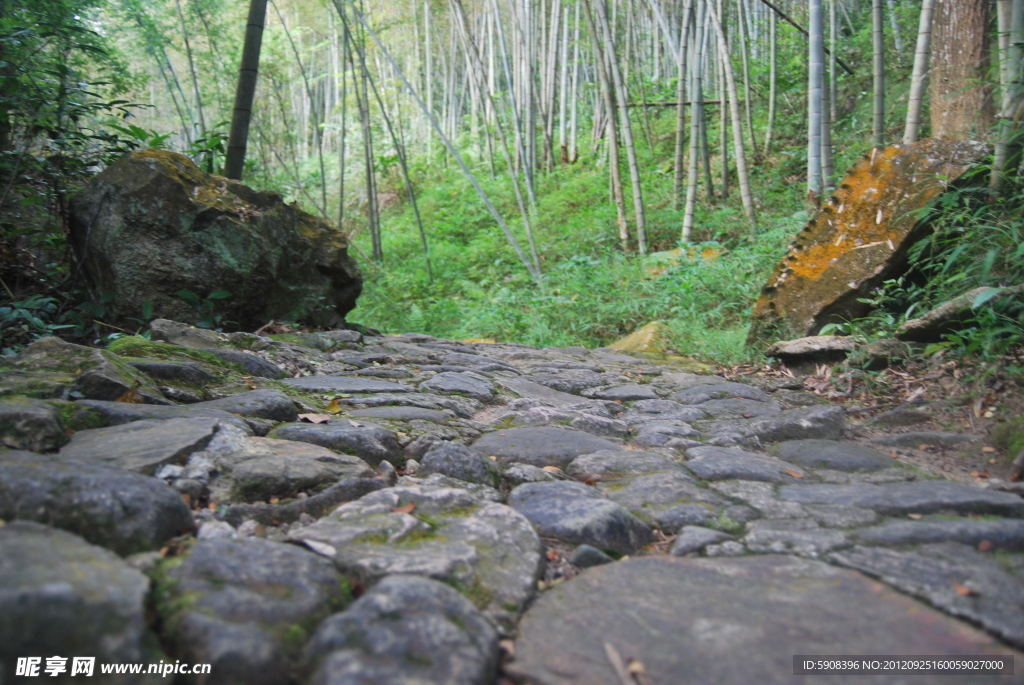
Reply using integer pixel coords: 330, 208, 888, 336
269, 496, 280, 504
392, 502, 416, 515
298, 413, 332, 424
325, 398, 345, 414
542, 466, 563, 473
953, 582, 978, 597
488, 455, 498, 461
784, 468, 805, 479
982, 446, 997, 453
978, 540, 993, 552
546, 549, 560, 561
907, 513, 923, 520
115, 387, 144, 404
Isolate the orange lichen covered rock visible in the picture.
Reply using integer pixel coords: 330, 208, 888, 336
748, 139, 988, 346
68, 150, 361, 330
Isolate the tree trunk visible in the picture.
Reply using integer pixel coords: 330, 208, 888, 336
872, 0, 885, 147
829, 0, 837, 121
808, 0, 824, 202
737, 3, 757, 160
673, 0, 693, 208
585, 0, 630, 251
592, 0, 648, 253
682, 0, 708, 241
764, 9, 776, 155
709, 9, 756, 231
225, 0, 269, 180
903, 0, 934, 144
930, 0, 993, 138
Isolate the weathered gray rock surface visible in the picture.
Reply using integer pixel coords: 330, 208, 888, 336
304, 575, 498, 685
0, 450, 193, 554
68, 151, 361, 329
3, 319, 1022, 682
0, 522, 157, 684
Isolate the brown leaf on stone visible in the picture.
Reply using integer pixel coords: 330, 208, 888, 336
324, 398, 345, 414
115, 387, 144, 404
953, 582, 978, 597
784, 468, 804, 479
542, 466, 563, 473
546, 549, 560, 562
392, 502, 416, 515
298, 413, 332, 424
907, 513, 923, 520
978, 540, 993, 552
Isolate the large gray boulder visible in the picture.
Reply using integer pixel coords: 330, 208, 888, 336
68, 150, 361, 330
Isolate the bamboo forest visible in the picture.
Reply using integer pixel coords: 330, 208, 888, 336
4, 1, 1024, 681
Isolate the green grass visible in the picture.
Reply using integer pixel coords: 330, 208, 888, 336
346, 109, 806, 364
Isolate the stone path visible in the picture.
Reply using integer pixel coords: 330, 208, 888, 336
1, 322, 1022, 684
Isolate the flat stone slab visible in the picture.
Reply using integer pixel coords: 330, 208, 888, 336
671, 526, 734, 555
871, 431, 981, 448
697, 398, 782, 419
59, 416, 222, 475
599, 472, 739, 532
0, 450, 193, 554
494, 377, 581, 406
566, 449, 686, 477
591, 384, 659, 401
472, 427, 620, 468
508, 555, 1018, 685
290, 484, 543, 633
73, 393, 251, 426
700, 405, 846, 443
669, 380, 772, 404
832, 543, 1024, 649
683, 446, 807, 482
304, 575, 499, 685
0, 522, 154, 680
508, 481, 654, 554
773, 439, 894, 471
419, 441, 502, 487
632, 422, 699, 448
203, 436, 374, 503
128, 358, 216, 385
855, 517, 1024, 550
280, 376, 414, 393
156, 537, 346, 683
349, 406, 450, 422
524, 371, 619, 395
339, 392, 481, 419
743, 519, 848, 557
420, 371, 495, 403
779, 481, 1024, 517
191, 389, 298, 422
207, 348, 286, 378
619, 399, 706, 425
269, 421, 401, 467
